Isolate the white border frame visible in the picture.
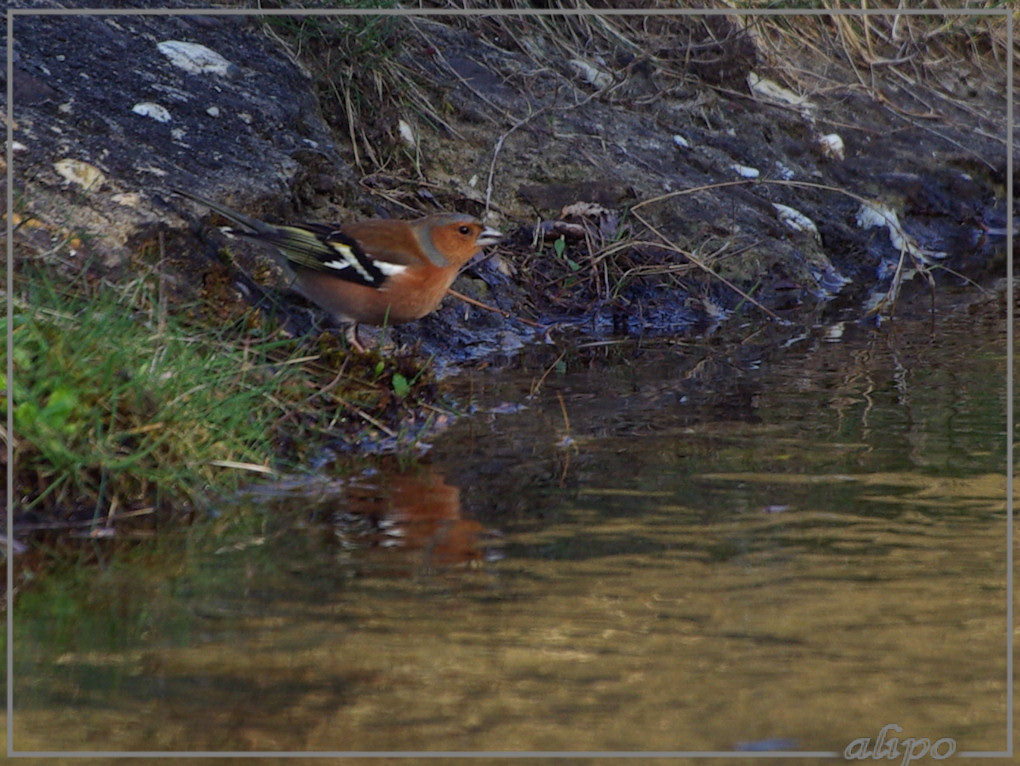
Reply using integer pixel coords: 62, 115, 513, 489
5, 5, 1013, 760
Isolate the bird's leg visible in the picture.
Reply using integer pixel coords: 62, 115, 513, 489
345, 323, 367, 354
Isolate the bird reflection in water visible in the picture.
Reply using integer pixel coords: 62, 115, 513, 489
336, 469, 499, 574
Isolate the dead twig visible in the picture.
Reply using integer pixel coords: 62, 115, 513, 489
530, 349, 566, 397
485, 104, 548, 214
630, 210, 781, 322
448, 288, 543, 328
335, 397, 398, 438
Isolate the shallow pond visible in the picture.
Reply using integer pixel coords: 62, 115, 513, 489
8, 285, 1011, 756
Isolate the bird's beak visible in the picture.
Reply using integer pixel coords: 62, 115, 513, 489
476, 226, 503, 247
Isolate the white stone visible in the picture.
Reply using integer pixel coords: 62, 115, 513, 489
132, 102, 171, 122
775, 162, 795, 180
53, 158, 105, 191
157, 40, 235, 76
773, 203, 819, 241
818, 133, 845, 160
569, 58, 613, 89
397, 119, 416, 148
747, 72, 809, 108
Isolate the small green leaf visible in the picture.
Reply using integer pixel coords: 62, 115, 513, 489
373, 360, 386, 379
553, 236, 566, 257
391, 373, 410, 398
15, 400, 40, 429
42, 388, 78, 424
13, 344, 33, 370
566, 258, 581, 272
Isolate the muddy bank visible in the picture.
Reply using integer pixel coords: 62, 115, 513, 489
9, 5, 1014, 370
387, 13, 1011, 368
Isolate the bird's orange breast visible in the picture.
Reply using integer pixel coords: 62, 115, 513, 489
295, 261, 461, 325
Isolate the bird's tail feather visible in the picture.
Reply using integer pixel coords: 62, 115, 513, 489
170, 187, 277, 236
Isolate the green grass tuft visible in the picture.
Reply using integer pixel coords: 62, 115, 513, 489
7, 263, 310, 522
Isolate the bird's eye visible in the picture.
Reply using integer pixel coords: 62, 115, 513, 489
457, 225, 471, 235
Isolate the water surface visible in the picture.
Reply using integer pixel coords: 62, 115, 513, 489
10, 287, 1010, 755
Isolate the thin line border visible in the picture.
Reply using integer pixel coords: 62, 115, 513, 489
1005, 5, 1015, 763
6, 6, 15, 762
5, 6, 1013, 16
4, 4, 1013, 760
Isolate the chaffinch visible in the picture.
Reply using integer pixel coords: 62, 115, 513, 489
172, 188, 502, 331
